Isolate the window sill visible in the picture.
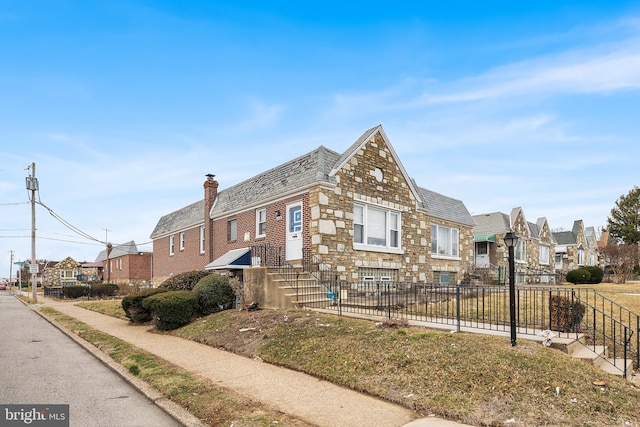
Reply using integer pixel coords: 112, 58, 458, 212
431, 254, 461, 261
353, 244, 404, 255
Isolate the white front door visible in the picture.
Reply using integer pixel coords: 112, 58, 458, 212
285, 202, 303, 261
475, 242, 490, 268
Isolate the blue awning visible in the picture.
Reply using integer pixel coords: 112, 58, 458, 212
205, 248, 252, 270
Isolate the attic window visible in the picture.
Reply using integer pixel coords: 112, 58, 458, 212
372, 168, 383, 182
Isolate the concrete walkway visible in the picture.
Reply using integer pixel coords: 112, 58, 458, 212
31, 297, 473, 427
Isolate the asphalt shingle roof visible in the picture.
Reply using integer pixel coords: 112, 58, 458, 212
152, 126, 476, 236
472, 212, 511, 234
149, 200, 204, 239
211, 145, 341, 217
95, 240, 143, 262
415, 186, 476, 226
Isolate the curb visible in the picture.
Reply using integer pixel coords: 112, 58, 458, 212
21, 296, 206, 427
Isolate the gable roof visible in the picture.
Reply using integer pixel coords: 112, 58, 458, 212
150, 200, 205, 239
95, 240, 143, 262
472, 212, 511, 234
211, 145, 340, 218
330, 125, 422, 205
415, 185, 475, 226
553, 231, 576, 245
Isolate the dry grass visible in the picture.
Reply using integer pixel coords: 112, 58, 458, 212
77, 296, 640, 427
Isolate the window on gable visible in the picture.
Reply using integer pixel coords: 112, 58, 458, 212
179, 232, 185, 251
578, 246, 585, 265
431, 225, 459, 258
256, 208, 267, 237
199, 225, 205, 254
540, 245, 550, 265
353, 204, 401, 252
228, 219, 237, 242
169, 235, 175, 256
515, 240, 526, 262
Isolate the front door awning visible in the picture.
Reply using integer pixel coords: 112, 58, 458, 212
205, 248, 251, 270
473, 233, 496, 243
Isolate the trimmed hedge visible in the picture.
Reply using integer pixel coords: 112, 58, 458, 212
193, 274, 235, 315
63, 285, 90, 299
122, 288, 169, 323
160, 270, 210, 291
141, 290, 199, 331
89, 283, 119, 298
584, 266, 604, 284
566, 268, 591, 284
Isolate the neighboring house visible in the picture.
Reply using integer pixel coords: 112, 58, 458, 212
78, 261, 103, 283
553, 220, 599, 273
95, 241, 152, 286
151, 125, 476, 292
150, 199, 209, 285
46, 256, 80, 286
472, 207, 556, 284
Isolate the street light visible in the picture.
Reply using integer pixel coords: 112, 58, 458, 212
503, 231, 519, 347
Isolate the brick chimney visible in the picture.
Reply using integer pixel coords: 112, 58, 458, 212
203, 174, 218, 262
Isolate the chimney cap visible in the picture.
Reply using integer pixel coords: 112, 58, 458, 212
206, 173, 215, 179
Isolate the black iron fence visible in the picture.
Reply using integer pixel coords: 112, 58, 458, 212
249, 244, 638, 377
295, 281, 639, 377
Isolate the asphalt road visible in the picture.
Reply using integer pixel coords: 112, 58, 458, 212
0, 290, 180, 426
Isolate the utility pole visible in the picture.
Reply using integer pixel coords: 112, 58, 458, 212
103, 228, 111, 283
26, 163, 38, 302
9, 250, 13, 288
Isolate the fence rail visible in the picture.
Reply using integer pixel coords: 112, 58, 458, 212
248, 245, 639, 377
293, 281, 639, 375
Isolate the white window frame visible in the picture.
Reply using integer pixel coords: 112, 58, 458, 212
256, 208, 267, 238
228, 219, 237, 242
431, 225, 460, 259
353, 204, 402, 254
578, 247, 585, 266
199, 225, 206, 254
515, 240, 526, 262
179, 232, 185, 251
169, 235, 175, 256
539, 245, 550, 265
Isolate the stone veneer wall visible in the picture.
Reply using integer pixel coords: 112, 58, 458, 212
308, 131, 473, 284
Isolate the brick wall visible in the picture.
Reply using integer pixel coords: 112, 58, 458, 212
211, 194, 311, 261
152, 224, 208, 284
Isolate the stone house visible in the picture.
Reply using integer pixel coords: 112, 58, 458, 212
150, 125, 476, 305
46, 256, 80, 286
472, 207, 556, 284
553, 220, 599, 273
95, 241, 152, 286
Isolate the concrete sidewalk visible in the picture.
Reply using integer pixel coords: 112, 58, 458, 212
31, 297, 473, 427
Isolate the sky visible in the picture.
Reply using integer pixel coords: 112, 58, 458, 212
2, 1, 640, 278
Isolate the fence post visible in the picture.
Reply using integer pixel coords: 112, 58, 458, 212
623, 325, 629, 379
456, 285, 461, 333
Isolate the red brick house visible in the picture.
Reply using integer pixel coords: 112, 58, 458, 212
150, 125, 476, 301
95, 241, 152, 286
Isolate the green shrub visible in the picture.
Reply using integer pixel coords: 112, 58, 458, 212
160, 270, 210, 291
583, 266, 604, 284
63, 285, 90, 299
566, 268, 591, 284
142, 290, 199, 331
89, 283, 119, 298
121, 288, 169, 323
193, 274, 235, 315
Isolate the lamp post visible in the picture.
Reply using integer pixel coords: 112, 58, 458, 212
503, 231, 519, 347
